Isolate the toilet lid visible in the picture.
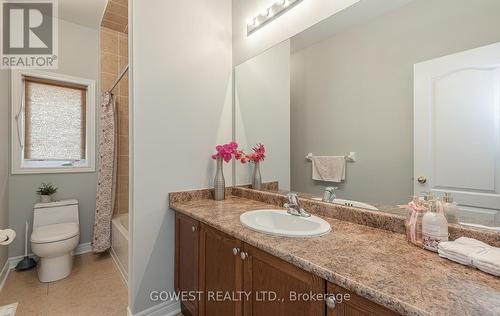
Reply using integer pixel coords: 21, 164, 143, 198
31, 223, 80, 243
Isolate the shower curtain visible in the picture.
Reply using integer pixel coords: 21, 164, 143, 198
92, 92, 117, 253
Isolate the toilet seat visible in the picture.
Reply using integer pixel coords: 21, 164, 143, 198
31, 223, 79, 244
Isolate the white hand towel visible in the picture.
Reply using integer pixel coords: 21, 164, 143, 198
311, 156, 346, 182
438, 237, 491, 266
472, 248, 500, 277
438, 251, 473, 266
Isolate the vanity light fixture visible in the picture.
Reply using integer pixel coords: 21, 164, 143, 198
247, 0, 304, 35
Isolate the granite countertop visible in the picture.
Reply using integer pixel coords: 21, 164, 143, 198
170, 195, 500, 316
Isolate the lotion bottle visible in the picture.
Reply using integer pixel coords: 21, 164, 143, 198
441, 192, 459, 224
422, 200, 448, 252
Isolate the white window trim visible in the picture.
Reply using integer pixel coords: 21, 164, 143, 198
11, 69, 96, 174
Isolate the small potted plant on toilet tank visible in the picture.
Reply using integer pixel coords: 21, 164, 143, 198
36, 183, 58, 203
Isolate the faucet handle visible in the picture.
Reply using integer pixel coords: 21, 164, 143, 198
286, 192, 299, 205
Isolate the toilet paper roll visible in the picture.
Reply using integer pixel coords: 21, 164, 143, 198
0, 229, 16, 246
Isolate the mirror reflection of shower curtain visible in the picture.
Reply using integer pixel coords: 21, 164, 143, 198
92, 92, 117, 253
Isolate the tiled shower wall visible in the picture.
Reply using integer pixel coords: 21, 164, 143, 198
100, 26, 129, 215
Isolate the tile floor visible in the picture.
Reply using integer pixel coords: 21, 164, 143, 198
0, 253, 128, 316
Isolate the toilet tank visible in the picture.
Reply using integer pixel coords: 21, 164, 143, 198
33, 199, 79, 228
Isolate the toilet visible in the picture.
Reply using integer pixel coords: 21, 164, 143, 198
30, 199, 80, 283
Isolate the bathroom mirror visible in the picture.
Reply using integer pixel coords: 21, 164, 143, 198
234, 0, 500, 229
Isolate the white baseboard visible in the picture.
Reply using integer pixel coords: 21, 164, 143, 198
74, 242, 91, 255
8, 254, 37, 270
0, 259, 10, 292
8, 242, 92, 269
128, 301, 180, 316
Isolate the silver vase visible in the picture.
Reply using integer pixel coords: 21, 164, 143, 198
214, 157, 225, 200
252, 161, 262, 190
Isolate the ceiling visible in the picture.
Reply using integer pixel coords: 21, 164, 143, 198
58, 0, 108, 29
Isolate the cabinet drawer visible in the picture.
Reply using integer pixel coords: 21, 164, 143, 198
326, 283, 399, 316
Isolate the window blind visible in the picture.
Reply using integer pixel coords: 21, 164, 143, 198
24, 78, 87, 160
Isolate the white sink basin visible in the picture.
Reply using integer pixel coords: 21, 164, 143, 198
240, 209, 331, 237
312, 197, 379, 211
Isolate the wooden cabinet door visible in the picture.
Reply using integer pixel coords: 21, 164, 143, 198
200, 224, 243, 316
242, 244, 325, 316
175, 213, 200, 316
327, 283, 399, 316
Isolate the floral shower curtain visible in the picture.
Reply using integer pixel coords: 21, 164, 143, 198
92, 92, 117, 253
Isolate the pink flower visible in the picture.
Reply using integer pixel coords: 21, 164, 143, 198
212, 141, 241, 163
247, 144, 265, 162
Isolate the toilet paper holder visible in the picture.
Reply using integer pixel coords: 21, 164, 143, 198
0, 229, 16, 246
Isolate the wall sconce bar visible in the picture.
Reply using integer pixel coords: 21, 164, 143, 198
247, 0, 304, 35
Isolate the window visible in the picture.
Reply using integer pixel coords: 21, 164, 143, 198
11, 70, 95, 174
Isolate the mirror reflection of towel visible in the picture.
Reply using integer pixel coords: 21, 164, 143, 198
311, 156, 346, 182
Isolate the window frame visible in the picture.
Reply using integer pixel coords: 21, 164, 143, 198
11, 69, 96, 174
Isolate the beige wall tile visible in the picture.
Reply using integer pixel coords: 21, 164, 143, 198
101, 19, 124, 33
118, 156, 129, 176
101, 52, 119, 75
119, 34, 128, 57
111, 0, 128, 7
118, 115, 129, 136
117, 96, 128, 116
119, 175, 129, 196
107, 2, 128, 18
100, 72, 116, 92
100, 29, 118, 54
119, 55, 128, 72
118, 190, 129, 212
118, 135, 128, 156
119, 74, 128, 97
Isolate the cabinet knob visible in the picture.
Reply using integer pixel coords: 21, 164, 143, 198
326, 296, 336, 309
240, 252, 249, 260
191, 225, 197, 232
417, 176, 427, 184
232, 248, 240, 256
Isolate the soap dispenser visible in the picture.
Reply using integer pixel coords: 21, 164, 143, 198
422, 200, 449, 252
403, 196, 425, 247
442, 192, 459, 224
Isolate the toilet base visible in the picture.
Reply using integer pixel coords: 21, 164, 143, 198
37, 254, 74, 283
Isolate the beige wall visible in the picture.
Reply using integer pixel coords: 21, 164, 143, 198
130, 0, 232, 312
100, 27, 129, 215
8, 19, 100, 257
235, 40, 291, 190
0, 70, 9, 273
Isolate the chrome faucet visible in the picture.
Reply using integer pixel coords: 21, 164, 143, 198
284, 193, 311, 217
322, 187, 338, 203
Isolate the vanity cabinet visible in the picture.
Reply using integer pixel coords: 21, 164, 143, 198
175, 213, 200, 316
326, 283, 398, 316
242, 244, 325, 316
175, 212, 399, 316
199, 224, 243, 316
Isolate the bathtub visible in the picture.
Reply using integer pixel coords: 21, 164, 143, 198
111, 214, 128, 285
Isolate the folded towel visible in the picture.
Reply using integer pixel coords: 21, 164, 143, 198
311, 156, 346, 182
438, 237, 500, 277
475, 265, 500, 277
472, 248, 500, 277
438, 237, 491, 266
438, 251, 473, 266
